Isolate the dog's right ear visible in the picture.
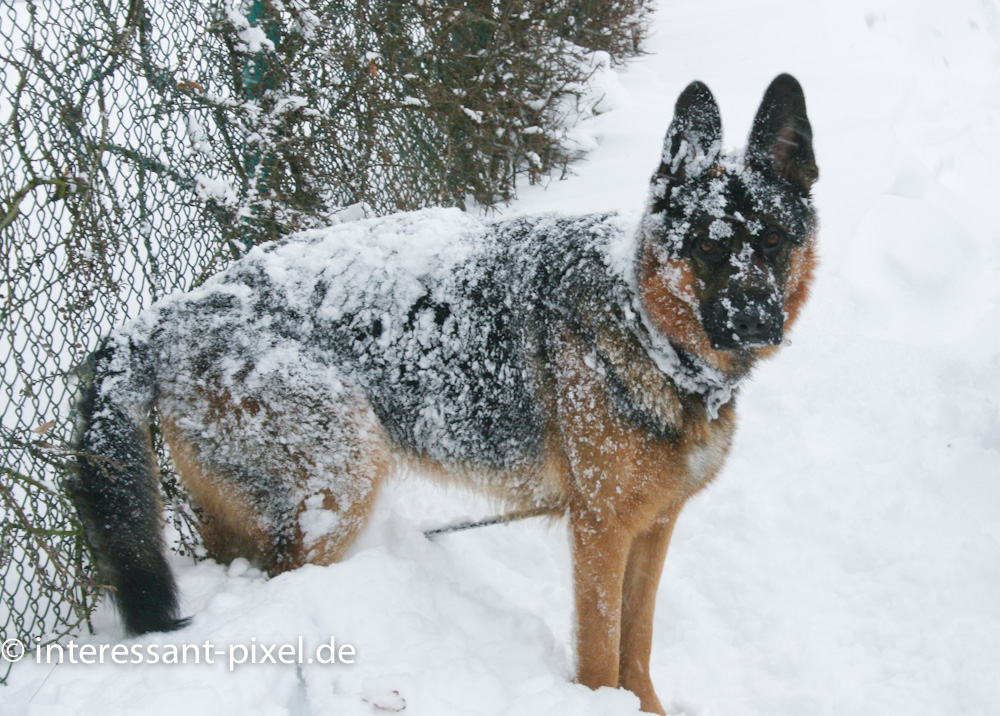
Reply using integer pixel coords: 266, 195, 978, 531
649, 81, 722, 214
747, 74, 818, 194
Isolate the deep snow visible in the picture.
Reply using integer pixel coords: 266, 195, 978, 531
6, 0, 1000, 714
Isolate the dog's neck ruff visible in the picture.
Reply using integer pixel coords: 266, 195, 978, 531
621, 248, 739, 420
634, 299, 737, 420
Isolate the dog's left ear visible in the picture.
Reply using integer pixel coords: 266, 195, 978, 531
747, 74, 818, 194
649, 81, 722, 213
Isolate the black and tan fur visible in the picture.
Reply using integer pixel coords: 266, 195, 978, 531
69, 74, 818, 714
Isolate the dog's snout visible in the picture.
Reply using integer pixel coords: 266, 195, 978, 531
731, 308, 779, 344
703, 299, 784, 350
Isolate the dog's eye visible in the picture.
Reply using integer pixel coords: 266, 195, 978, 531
762, 229, 785, 252
698, 239, 722, 258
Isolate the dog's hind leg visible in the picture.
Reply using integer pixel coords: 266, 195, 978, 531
160, 386, 390, 575
618, 505, 681, 716
160, 417, 288, 571
283, 415, 392, 569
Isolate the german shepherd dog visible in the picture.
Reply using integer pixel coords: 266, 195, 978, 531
69, 74, 817, 714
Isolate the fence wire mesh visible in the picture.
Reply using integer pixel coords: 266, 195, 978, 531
0, 0, 649, 684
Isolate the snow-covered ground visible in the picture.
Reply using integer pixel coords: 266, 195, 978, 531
6, 0, 1000, 714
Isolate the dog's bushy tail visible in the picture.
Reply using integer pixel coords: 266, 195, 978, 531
68, 336, 188, 635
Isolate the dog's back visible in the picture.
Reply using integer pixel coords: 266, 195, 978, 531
72, 208, 643, 587
145, 208, 640, 469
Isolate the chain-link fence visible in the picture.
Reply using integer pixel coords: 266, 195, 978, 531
0, 0, 650, 685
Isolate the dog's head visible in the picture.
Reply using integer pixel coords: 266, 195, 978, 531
637, 74, 819, 376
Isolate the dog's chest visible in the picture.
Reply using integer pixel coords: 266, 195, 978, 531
681, 407, 736, 491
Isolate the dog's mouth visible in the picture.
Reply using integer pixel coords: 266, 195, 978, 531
703, 302, 784, 351
709, 334, 783, 351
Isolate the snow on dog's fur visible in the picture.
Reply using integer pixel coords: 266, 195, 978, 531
69, 74, 817, 714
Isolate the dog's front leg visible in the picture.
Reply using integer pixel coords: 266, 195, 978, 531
618, 506, 681, 715
571, 508, 630, 693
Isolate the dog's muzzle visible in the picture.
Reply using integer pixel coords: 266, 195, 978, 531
703, 299, 784, 350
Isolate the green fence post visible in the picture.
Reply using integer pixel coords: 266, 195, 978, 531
241, 0, 282, 248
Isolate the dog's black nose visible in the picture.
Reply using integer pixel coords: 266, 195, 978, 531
730, 308, 782, 346
703, 299, 784, 350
